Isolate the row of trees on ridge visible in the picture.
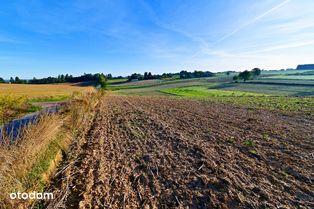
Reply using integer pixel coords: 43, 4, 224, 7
233, 68, 261, 82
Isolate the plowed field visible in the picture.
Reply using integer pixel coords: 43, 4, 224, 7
46, 96, 314, 209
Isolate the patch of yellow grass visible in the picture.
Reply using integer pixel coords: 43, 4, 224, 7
0, 92, 100, 208
0, 115, 62, 208
0, 95, 29, 124
0, 83, 95, 99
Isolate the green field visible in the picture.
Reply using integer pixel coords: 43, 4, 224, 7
110, 78, 214, 95
161, 86, 266, 97
253, 79, 314, 85
109, 75, 314, 96
107, 78, 128, 84
212, 82, 314, 96
159, 86, 313, 114
260, 69, 311, 76
108, 74, 314, 115
266, 75, 314, 80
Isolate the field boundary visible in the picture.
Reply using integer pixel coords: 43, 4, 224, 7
245, 81, 314, 87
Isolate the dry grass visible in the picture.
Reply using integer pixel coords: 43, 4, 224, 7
42, 93, 101, 208
0, 92, 100, 209
0, 83, 95, 100
0, 115, 63, 208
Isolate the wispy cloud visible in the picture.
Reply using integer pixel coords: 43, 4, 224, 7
250, 40, 314, 53
138, 0, 209, 48
182, 0, 295, 66
215, 0, 292, 44
2, 0, 314, 76
272, 19, 314, 33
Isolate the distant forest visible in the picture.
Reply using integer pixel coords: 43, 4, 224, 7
1, 73, 111, 85
1, 70, 215, 84
128, 70, 214, 81
296, 64, 314, 70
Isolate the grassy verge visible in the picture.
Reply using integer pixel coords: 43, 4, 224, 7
0, 92, 99, 208
25, 104, 42, 113
22, 132, 70, 192
0, 115, 63, 208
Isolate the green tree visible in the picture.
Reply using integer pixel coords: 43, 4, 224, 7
233, 75, 239, 82
0, 77, 5, 83
238, 70, 252, 82
180, 70, 191, 79
128, 73, 143, 81
98, 73, 107, 90
107, 73, 112, 79
148, 72, 153, 79
15, 76, 21, 83
252, 68, 261, 77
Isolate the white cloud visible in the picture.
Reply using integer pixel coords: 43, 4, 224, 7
215, 0, 292, 44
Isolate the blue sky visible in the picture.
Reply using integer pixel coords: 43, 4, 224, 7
1, 0, 314, 78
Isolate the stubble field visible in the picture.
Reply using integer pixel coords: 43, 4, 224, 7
0, 83, 95, 100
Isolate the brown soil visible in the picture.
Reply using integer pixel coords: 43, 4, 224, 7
45, 95, 314, 209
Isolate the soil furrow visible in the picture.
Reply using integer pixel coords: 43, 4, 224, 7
46, 95, 314, 209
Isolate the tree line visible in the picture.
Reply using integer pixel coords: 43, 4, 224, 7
128, 72, 159, 81
233, 68, 261, 82
179, 70, 214, 79
1, 73, 111, 85
0, 73, 109, 90
1, 68, 247, 86
128, 72, 180, 81
128, 70, 214, 81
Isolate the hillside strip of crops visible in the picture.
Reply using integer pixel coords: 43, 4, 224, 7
45, 96, 314, 209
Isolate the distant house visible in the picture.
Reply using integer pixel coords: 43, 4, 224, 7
296, 64, 314, 70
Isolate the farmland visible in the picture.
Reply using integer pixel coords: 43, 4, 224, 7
204, 76, 314, 96
1, 71, 314, 208
0, 83, 95, 123
0, 83, 95, 100
108, 70, 314, 97
45, 95, 314, 208
268, 75, 314, 80
161, 86, 267, 97
107, 72, 314, 114
2, 1, 314, 208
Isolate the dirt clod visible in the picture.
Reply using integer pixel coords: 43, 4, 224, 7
45, 96, 314, 209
